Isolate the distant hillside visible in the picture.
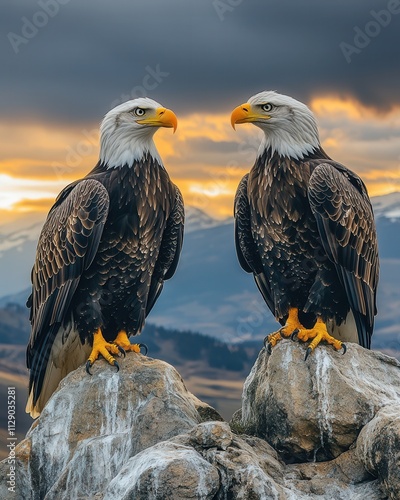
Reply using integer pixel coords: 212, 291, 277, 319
0, 303, 257, 374
0, 303, 30, 345
0, 304, 260, 458
1, 195, 400, 345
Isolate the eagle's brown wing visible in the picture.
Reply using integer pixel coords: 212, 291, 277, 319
234, 174, 275, 315
27, 179, 109, 400
308, 163, 379, 348
145, 186, 184, 315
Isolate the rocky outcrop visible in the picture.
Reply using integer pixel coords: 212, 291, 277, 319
239, 341, 400, 462
236, 341, 400, 498
1, 342, 400, 499
0, 355, 221, 500
356, 404, 400, 499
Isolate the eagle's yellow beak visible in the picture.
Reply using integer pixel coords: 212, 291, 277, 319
137, 107, 178, 132
231, 103, 269, 129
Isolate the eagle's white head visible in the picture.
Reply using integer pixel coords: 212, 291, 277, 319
231, 91, 320, 160
99, 97, 177, 168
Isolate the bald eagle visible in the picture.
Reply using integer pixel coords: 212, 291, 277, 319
231, 91, 379, 357
26, 98, 183, 417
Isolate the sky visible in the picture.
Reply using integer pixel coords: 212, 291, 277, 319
1, 0, 400, 223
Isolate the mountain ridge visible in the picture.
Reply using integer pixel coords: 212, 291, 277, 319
1, 194, 400, 345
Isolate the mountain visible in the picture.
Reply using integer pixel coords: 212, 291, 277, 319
372, 192, 400, 220
184, 206, 230, 233
1, 194, 400, 345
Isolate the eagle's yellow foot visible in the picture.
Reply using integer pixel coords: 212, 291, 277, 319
86, 329, 121, 375
264, 308, 304, 354
114, 331, 148, 356
295, 318, 347, 360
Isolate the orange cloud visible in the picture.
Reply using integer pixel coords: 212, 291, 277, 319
311, 95, 400, 121
1, 98, 400, 219
311, 96, 369, 120
0, 120, 100, 181
10, 197, 54, 213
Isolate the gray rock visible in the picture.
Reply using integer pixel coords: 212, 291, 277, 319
129, 422, 287, 500
240, 341, 400, 462
356, 404, 400, 499
189, 421, 233, 450
0, 344, 397, 499
103, 441, 220, 500
285, 448, 385, 499
0, 355, 220, 499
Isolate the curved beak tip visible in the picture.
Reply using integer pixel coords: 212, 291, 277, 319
230, 103, 250, 130
165, 109, 178, 132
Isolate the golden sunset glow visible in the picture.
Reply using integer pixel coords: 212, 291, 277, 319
0, 96, 400, 224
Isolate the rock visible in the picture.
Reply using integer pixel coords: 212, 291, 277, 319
190, 422, 287, 498
240, 341, 400, 462
111, 420, 385, 500
103, 441, 220, 500
285, 448, 384, 499
0, 343, 398, 499
189, 421, 233, 450
0, 354, 221, 499
356, 404, 400, 499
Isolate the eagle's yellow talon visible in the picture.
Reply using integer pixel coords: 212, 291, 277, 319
297, 318, 345, 357
264, 332, 282, 352
131, 343, 141, 353
114, 331, 143, 353
266, 308, 306, 352
280, 308, 304, 338
86, 329, 120, 372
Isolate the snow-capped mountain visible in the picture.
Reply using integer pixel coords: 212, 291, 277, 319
0, 206, 230, 297
0, 194, 400, 345
184, 206, 231, 233
0, 221, 43, 256
372, 192, 400, 220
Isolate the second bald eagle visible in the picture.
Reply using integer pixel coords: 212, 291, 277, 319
232, 91, 379, 357
26, 98, 183, 417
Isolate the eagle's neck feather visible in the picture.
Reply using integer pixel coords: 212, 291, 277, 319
99, 126, 161, 169
257, 133, 320, 161
88, 153, 165, 179
256, 110, 321, 161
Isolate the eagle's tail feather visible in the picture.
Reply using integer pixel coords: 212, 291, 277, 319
26, 323, 90, 418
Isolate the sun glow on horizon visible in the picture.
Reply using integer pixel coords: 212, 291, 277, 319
1, 95, 400, 220
0, 174, 67, 211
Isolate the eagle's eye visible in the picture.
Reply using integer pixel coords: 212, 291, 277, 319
133, 108, 146, 117
261, 103, 273, 112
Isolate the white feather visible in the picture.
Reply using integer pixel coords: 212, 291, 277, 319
99, 97, 163, 167
248, 90, 320, 160
327, 310, 359, 344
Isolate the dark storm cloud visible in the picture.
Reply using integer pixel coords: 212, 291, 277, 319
1, 0, 399, 124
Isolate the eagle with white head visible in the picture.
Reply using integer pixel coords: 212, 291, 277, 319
26, 98, 184, 417
231, 91, 379, 357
